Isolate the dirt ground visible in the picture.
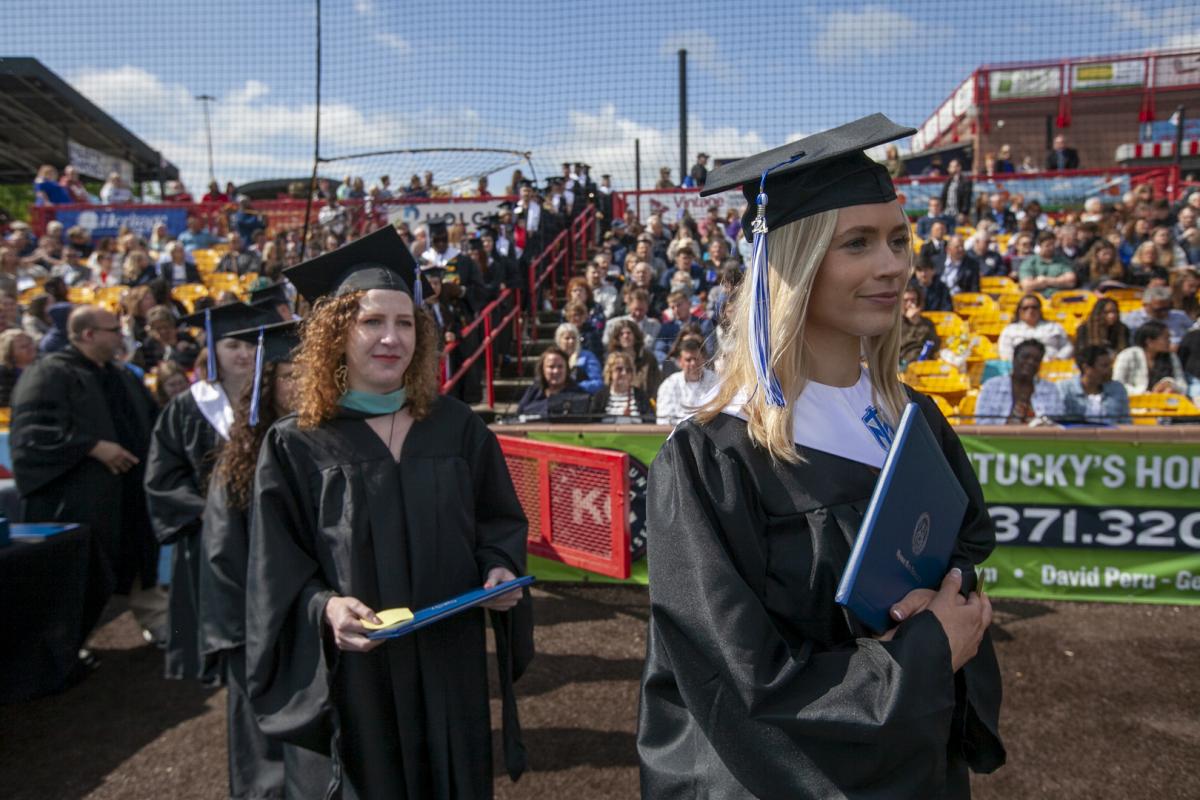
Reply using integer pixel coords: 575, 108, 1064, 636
1, 585, 1197, 799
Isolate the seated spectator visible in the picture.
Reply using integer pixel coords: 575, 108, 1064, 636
704, 237, 739, 285
134, 305, 195, 371
38, 302, 73, 354
1179, 325, 1200, 381
1113, 321, 1188, 395
917, 221, 948, 272
22, 293, 53, 341
1020, 231, 1077, 297
977, 193, 1017, 234
1058, 346, 1131, 424
1119, 218, 1151, 265
1151, 226, 1187, 270
975, 339, 1064, 424
603, 287, 661, 346
606, 318, 661, 398
965, 230, 1006, 277
99, 172, 134, 204
29, 231, 68, 273
1081, 240, 1126, 290
201, 181, 229, 203
154, 242, 202, 286
910, 258, 951, 312
655, 339, 717, 425
883, 144, 906, 178
656, 291, 713, 364
899, 285, 941, 368
1075, 297, 1131, 353
555, 323, 602, 394
516, 346, 588, 420
1017, 200, 1049, 231
999, 293, 1073, 361
563, 300, 603, 358
912, 199, 950, 239
939, 235, 979, 296
1122, 285, 1193, 346
588, 351, 651, 423
153, 360, 193, 406
1002, 232, 1033, 277
33, 165, 72, 206
1127, 241, 1169, 287
1170, 267, 1199, 320
232, 196, 266, 244
123, 251, 154, 286
59, 165, 90, 204
661, 245, 707, 294
1046, 134, 1080, 171
178, 215, 221, 253
52, 247, 92, 286
215, 232, 262, 275
0, 329, 36, 406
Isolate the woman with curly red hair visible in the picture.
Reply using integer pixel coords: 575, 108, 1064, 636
244, 226, 533, 800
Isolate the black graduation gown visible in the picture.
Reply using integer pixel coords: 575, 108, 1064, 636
201, 481, 331, 800
246, 396, 534, 800
144, 389, 224, 683
10, 348, 158, 596
638, 391, 1005, 799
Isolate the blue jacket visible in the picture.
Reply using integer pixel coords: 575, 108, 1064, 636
1057, 376, 1130, 424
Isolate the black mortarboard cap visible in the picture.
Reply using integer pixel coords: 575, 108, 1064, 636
464, 237, 485, 252
701, 113, 915, 234
282, 224, 426, 304
179, 301, 279, 342
428, 220, 449, 237
496, 201, 515, 211
518, 179, 534, 189
228, 319, 301, 364
476, 224, 497, 239
249, 283, 290, 310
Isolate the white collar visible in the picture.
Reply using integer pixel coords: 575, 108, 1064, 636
189, 380, 234, 441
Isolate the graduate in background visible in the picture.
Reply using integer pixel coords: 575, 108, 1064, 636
638, 116, 1005, 798
144, 302, 280, 683
245, 226, 533, 800
200, 320, 330, 799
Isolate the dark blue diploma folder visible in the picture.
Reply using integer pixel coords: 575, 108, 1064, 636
366, 575, 535, 640
835, 402, 967, 633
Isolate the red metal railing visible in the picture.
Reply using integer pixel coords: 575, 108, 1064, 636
439, 286, 522, 406
524, 205, 596, 316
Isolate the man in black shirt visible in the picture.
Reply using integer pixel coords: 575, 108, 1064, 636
690, 153, 709, 188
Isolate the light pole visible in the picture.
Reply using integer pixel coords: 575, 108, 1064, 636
195, 94, 217, 185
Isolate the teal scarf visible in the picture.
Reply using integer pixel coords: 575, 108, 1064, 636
338, 387, 407, 415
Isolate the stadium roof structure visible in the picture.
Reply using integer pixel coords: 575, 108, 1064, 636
0, 57, 177, 184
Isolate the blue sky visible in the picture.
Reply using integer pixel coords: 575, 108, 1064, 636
7, 0, 1198, 192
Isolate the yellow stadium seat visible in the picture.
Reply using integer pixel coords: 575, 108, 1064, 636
909, 373, 970, 405
904, 360, 962, 383
1039, 358, 1079, 382
921, 311, 967, 339
95, 285, 126, 312
192, 248, 221, 275
1101, 287, 1142, 303
952, 292, 998, 316
993, 234, 1011, 254
19, 286, 45, 305
969, 313, 1011, 340
980, 275, 1017, 296
955, 226, 976, 238
0, 406, 10, 431
66, 286, 95, 305
956, 391, 978, 425
1129, 393, 1200, 425
1049, 290, 1097, 315
172, 283, 210, 313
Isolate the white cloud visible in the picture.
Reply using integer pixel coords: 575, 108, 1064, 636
353, 0, 375, 16
372, 32, 412, 56
812, 5, 917, 64
660, 30, 738, 84
1161, 31, 1200, 51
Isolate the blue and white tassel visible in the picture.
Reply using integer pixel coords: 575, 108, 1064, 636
248, 326, 265, 427
204, 307, 216, 382
748, 170, 785, 406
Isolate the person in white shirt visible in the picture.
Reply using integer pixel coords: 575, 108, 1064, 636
99, 172, 134, 205
656, 338, 718, 425
420, 221, 459, 268
998, 294, 1073, 361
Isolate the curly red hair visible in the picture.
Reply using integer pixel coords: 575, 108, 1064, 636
294, 290, 440, 429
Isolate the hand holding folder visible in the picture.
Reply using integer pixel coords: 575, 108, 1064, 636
365, 576, 536, 641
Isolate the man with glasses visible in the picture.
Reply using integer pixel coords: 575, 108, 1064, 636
11, 305, 163, 654
1122, 285, 1193, 347
998, 294, 1074, 362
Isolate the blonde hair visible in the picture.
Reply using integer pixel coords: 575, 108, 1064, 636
694, 209, 907, 463
554, 322, 581, 367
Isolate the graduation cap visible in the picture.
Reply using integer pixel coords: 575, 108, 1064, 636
227, 320, 301, 427
476, 224, 497, 240
249, 282, 290, 312
428, 220, 449, 238
463, 237, 485, 252
282, 224, 427, 308
700, 113, 915, 406
495, 201, 515, 212
179, 301, 281, 382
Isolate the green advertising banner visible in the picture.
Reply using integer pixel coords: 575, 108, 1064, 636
526, 430, 1200, 605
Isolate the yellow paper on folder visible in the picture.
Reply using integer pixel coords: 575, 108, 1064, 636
361, 607, 414, 630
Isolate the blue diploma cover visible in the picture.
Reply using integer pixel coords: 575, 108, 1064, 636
365, 575, 535, 640
836, 402, 968, 633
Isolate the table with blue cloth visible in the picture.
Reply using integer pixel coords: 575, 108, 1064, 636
0, 523, 113, 704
